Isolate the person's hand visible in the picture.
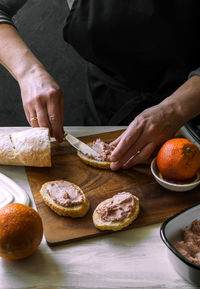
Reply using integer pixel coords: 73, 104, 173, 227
19, 66, 64, 142
110, 102, 184, 170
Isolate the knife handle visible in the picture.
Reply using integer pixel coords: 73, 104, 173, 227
63, 130, 68, 139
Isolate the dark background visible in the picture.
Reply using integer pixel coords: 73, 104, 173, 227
0, 0, 88, 126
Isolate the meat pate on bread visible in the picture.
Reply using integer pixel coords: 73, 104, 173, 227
93, 192, 139, 231
40, 180, 90, 218
77, 138, 115, 169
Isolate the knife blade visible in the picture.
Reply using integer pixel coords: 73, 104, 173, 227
63, 131, 101, 160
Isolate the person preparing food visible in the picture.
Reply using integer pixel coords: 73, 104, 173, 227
0, 0, 200, 171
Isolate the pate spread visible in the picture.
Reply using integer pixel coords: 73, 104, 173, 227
97, 192, 136, 222
87, 138, 115, 161
46, 182, 83, 207
175, 219, 200, 266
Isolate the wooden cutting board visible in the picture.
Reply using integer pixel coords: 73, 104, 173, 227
25, 130, 200, 246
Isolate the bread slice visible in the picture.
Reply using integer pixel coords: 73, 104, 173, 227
77, 142, 111, 169
40, 180, 90, 218
77, 151, 111, 169
93, 193, 139, 231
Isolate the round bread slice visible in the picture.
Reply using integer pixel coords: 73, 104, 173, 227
93, 193, 139, 231
77, 142, 111, 169
40, 180, 90, 218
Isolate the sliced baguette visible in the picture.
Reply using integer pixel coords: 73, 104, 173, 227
0, 127, 51, 167
40, 180, 90, 218
77, 142, 111, 169
93, 193, 139, 231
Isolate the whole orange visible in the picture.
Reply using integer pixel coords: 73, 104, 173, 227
0, 203, 43, 260
157, 138, 200, 180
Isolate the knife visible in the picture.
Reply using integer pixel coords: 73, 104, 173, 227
63, 131, 101, 160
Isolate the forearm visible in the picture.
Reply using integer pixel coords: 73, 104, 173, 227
0, 24, 45, 81
0, 1, 64, 141
160, 76, 200, 125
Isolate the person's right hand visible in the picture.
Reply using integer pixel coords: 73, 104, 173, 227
19, 65, 65, 142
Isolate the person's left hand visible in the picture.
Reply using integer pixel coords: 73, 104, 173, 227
110, 102, 183, 170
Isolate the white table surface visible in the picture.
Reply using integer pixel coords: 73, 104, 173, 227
0, 126, 198, 289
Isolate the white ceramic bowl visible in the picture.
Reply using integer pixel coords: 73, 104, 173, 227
160, 204, 200, 285
150, 157, 200, 192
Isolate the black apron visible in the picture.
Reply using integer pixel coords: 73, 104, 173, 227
63, 0, 200, 125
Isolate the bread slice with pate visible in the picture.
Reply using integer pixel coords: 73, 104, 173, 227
93, 192, 139, 231
77, 149, 111, 169
77, 138, 115, 169
40, 180, 90, 218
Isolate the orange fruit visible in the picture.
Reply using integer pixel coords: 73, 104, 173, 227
157, 138, 200, 181
0, 203, 43, 260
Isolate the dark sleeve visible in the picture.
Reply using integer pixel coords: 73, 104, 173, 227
0, 0, 28, 27
188, 68, 200, 78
